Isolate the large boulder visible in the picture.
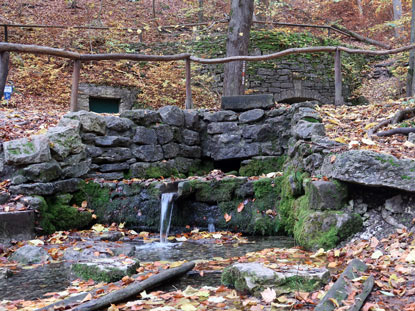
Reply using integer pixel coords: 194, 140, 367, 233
221, 262, 330, 295
320, 150, 415, 192
3, 135, 51, 165
9, 245, 51, 265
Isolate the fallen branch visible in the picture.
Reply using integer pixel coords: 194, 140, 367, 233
347, 275, 374, 311
376, 127, 415, 137
37, 261, 195, 311
331, 24, 391, 49
315, 259, 368, 311
72, 261, 195, 311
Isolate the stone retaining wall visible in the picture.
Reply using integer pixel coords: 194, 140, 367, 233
2, 100, 325, 196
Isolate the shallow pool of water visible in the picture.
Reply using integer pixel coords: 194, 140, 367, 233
0, 236, 294, 301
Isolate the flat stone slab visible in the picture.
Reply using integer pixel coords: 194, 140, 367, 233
0, 211, 35, 244
63, 241, 136, 262
221, 95, 274, 112
221, 262, 330, 295
71, 257, 140, 282
320, 150, 415, 192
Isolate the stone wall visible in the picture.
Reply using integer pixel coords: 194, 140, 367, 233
2, 98, 321, 196
78, 84, 140, 112
204, 55, 340, 105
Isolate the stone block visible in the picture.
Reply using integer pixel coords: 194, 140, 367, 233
184, 110, 200, 129
292, 120, 325, 140
120, 109, 161, 126
105, 116, 134, 132
182, 129, 200, 146
23, 160, 62, 182
0, 211, 35, 244
64, 111, 106, 135
133, 127, 158, 145
154, 124, 174, 145
239, 109, 265, 124
203, 111, 238, 122
162, 142, 179, 159
3, 135, 51, 165
158, 105, 184, 127
99, 162, 130, 172
48, 126, 84, 160
308, 180, 348, 210
95, 136, 131, 147
93, 148, 132, 163
132, 145, 163, 162
221, 95, 274, 112
207, 122, 238, 135
178, 145, 202, 158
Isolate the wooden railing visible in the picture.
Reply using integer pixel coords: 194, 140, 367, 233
0, 42, 414, 109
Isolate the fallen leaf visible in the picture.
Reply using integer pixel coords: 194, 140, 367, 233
237, 202, 244, 213
224, 213, 232, 222
261, 287, 276, 303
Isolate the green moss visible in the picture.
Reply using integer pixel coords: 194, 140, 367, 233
239, 157, 286, 177
188, 160, 214, 176
189, 178, 246, 203
72, 181, 111, 221
144, 165, 179, 179
38, 194, 92, 235
303, 117, 320, 123
282, 276, 324, 292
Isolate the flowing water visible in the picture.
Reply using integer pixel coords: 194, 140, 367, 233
159, 193, 175, 244
0, 236, 294, 301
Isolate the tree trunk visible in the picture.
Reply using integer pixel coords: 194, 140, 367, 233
392, 0, 403, 38
223, 0, 254, 96
357, 0, 363, 18
407, 0, 415, 97
0, 52, 9, 100
152, 0, 156, 19
198, 0, 204, 23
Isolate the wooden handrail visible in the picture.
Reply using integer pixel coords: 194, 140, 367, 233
1, 42, 415, 110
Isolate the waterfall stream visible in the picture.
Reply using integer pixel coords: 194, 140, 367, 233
160, 193, 176, 243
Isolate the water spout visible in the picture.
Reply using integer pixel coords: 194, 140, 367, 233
160, 193, 175, 243
208, 223, 216, 233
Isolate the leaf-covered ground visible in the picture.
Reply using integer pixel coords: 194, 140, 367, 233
1, 224, 414, 311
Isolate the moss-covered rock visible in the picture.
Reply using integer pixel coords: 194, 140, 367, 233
294, 207, 362, 250
37, 194, 92, 234
71, 258, 139, 282
239, 156, 286, 176
188, 177, 247, 203
221, 262, 330, 296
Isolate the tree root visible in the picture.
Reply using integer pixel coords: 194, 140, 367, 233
368, 107, 415, 137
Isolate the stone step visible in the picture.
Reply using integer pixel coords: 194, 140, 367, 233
0, 210, 35, 244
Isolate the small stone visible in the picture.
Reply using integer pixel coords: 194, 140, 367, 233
292, 120, 325, 140
132, 145, 163, 162
207, 122, 238, 135
154, 124, 174, 145
105, 116, 134, 132
22, 160, 62, 182
120, 110, 161, 126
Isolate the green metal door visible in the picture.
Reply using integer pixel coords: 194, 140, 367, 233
89, 97, 120, 113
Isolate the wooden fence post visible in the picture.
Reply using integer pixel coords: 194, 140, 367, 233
0, 51, 9, 100
70, 59, 81, 112
334, 48, 344, 106
185, 57, 193, 109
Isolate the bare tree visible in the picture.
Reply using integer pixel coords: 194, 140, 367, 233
356, 0, 363, 18
198, 0, 204, 23
407, 0, 415, 97
392, 0, 403, 38
223, 0, 254, 96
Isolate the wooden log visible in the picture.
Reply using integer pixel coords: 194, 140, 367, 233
185, 57, 193, 109
334, 48, 344, 106
331, 24, 391, 49
70, 60, 81, 112
347, 275, 374, 311
376, 127, 415, 137
315, 259, 368, 311
72, 261, 195, 311
0, 51, 9, 100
